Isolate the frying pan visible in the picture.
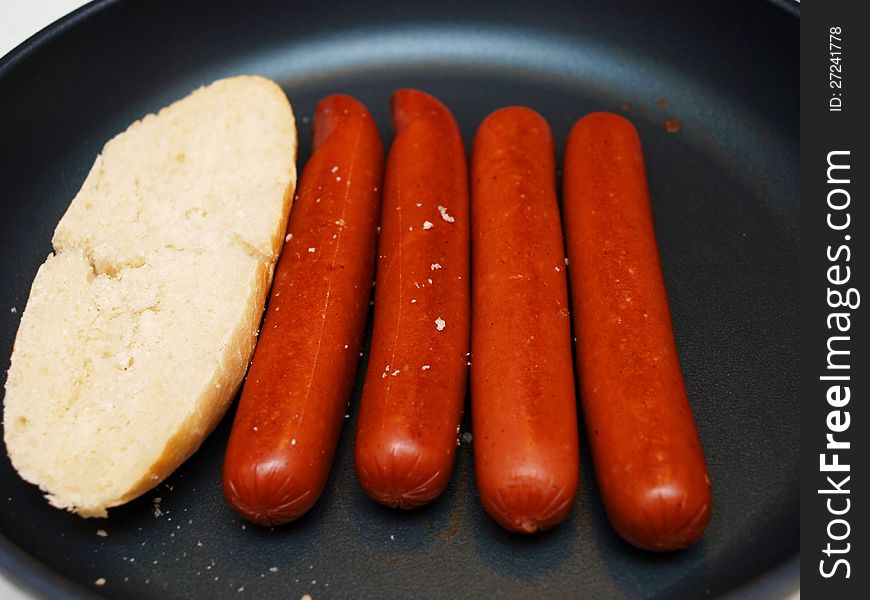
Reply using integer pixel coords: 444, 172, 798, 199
0, 0, 799, 597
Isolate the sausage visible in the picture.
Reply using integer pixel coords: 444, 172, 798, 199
222, 95, 384, 525
562, 112, 711, 550
470, 107, 579, 533
354, 89, 470, 508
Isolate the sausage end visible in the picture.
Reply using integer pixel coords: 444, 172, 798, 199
479, 475, 577, 534
222, 458, 320, 526
355, 438, 450, 509
607, 479, 712, 551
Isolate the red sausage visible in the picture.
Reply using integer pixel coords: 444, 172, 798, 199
354, 89, 470, 508
470, 107, 579, 533
222, 95, 383, 525
563, 112, 711, 550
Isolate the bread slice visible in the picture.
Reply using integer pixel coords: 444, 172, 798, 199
3, 75, 297, 517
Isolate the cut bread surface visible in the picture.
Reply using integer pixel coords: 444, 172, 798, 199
3, 75, 297, 517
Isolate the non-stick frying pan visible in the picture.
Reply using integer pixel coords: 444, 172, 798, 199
0, 0, 799, 597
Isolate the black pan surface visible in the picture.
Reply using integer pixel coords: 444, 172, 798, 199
0, 0, 799, 598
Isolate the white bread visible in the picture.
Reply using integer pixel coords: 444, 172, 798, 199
3, 75, 297, 517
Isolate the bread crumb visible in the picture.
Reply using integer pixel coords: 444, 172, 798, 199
331, 165, 339, 173
564, 257, 569, 265
10, 307, 16, 314
269, 567, 278, 573
336, 176, 342, 182
431, 263, 442, 270
437, 205, 455, 222
422, 220, 434, 230
422, 365, 430, 370
435, 317, 446, 331
427, 278, 433, 284
391, 370, 400, 377
416, 202, 422, 207
335, 219, 346, 226
410, 299, 417, 304
96, 529, 108, 537
555, 266, 561, 272
285, 233, 293, 242
291, 439, 297, 446
308, 247, 316, 253
95, 578, 106, 586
